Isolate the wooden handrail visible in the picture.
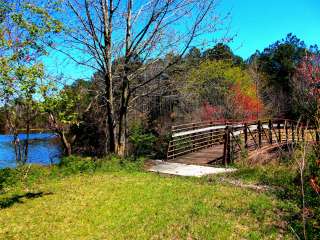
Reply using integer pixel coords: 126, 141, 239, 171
167, 118, 319, 162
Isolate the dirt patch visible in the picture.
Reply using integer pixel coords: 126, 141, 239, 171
247, 144, 294, 165
219, 177, 273, 192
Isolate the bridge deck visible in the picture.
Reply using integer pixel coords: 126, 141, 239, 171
167, 145, 224, 165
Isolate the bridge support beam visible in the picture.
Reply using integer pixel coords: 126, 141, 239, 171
244, 123, 248, 149
277, 122, 281, 143
285, 120, 288, 143
223, 126, 231, 166
258, 120, 262, 147
268, 120, 273, 144
291, 122, 295, 143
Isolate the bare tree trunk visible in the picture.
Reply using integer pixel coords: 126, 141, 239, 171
6, 106, 22, 164
4, 117, 10, 134
117, 80, 129, 156
106, 93, 116, 153
116, 0, 132, 157
104, 71, 116, 153
102, 0, 117, 155
48, 113, 72, 156
116, 114, 127, 156
13, 132, 22, 164
23, 107, 30, 164
23, 122, 30, 164
58, 130, 72, 156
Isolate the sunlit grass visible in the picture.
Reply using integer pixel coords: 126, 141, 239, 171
0, 169, 293, 239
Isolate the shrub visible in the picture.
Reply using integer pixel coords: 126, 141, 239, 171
0, 155, 144, 193
0, 165, 50, 192
58, 155, 144, 175
152, 133, 171, 159
58, 155, 97, 174
129, 122, 156, 156
0, 168, 18, 192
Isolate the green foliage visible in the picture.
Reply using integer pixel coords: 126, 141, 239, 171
182, 59, 260, 120
0, 0, 62, 153
58, 156, 98, 174
0, 168, 18, 192
0, 0, 61, 77
152, 133, 172, 159
253, 33, 317, 118
41, 89, 80, 125
39, 79, 94, 128
257, 34, 306, 90
202, 43, 245, 68
129, 122, 156, 156
184, 60, 255, 101
58, 155, 144, 175
0, 155, 145, 193
185, 47, 202, 66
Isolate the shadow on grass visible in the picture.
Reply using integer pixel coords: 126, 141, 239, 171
0, 192, 53, 209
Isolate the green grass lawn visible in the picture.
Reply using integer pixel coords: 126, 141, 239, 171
0, 164, 294, 240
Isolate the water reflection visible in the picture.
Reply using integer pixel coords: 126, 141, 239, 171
0, 133, 61, 169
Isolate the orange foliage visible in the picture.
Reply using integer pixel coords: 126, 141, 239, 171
310, 177, 320, 194
199, 83, 263, 122
232, 84, 263, 121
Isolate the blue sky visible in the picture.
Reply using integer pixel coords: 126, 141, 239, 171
223, 0, 320, 58
45, 0, 320, 81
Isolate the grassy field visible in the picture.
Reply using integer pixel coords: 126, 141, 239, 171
0, 158, 295, 240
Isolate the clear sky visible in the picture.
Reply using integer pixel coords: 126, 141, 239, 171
44, 0, 320, 81
223, 0, 320, 58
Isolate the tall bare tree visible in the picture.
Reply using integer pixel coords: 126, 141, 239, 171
55, 0, 227, 156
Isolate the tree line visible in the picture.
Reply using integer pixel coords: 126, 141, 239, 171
1, 0, 319, 161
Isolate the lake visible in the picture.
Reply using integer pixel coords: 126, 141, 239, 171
0, 133, 61, 169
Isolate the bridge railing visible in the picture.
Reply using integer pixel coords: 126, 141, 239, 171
167, 119, 319, 164
167, 120, 250, 160
225, 119, 317, 165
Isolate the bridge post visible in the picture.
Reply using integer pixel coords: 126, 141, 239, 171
244, 123, 248, 148
291, 122, 295, 143
210, 121, 214, 147
316, 130, 319, 143
268, 119, 273, 144
192, 123, 196, 152
223, 126, 231, 166
258, 120, 262, 147
277, 122, 281, 143
285, 120, 288, 143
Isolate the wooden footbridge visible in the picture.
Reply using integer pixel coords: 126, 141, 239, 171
167, 119, 318, 165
